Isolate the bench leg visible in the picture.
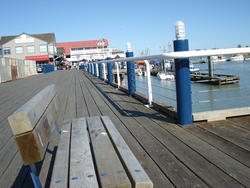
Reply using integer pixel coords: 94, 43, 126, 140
29, 164, 42, 188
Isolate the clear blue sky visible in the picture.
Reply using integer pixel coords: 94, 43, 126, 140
1, 0, 250, 55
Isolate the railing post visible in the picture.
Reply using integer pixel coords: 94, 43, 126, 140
103, 63, 107, 80
145, 60, 153, 106
99, 62, 103, 79
208, 56, 214, 77
96, 63, 99, 77
107, 57, 113, 84
115, 62, 120, 88
126, 42, 136, 96
174, 21, 193, 126
92, 63, 94, 75
94, 63, 97, 76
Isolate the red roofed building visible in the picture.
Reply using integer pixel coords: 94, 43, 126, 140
56, 39, 125, 63
57, 39, 108, 56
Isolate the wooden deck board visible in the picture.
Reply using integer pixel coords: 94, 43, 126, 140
88, 74, 247, 188
1, 70, 249, 188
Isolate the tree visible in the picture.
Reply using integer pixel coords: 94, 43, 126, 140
237, 44, 242, 48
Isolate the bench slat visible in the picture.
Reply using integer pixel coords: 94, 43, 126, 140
8, 84, 56, 136
50, 120, 71, 188
70, 118, 99, 188
15, 97, 57, 165
101, 116, 153, 188
87, 116, 131, 188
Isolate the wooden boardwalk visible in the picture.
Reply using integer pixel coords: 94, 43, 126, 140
0, 70, 249, 188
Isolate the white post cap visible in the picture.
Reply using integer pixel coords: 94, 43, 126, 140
175, 21, 186, 40
126, 42, 132, 52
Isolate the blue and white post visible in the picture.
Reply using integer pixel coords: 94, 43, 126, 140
126, 42, 136, 96
91, 63, 94, 75
107, 57, 113, 84
173, 21, 193, 126
98, 61, 103, 80
94, 63, 97, 76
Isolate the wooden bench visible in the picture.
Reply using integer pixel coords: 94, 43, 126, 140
8, 84, 59, 187
8, 85, 153, 188
50, 116, 153, 188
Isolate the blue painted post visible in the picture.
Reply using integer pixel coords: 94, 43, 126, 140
107, 57, 113, 84
126, 42, 136, 96
94, 63, 97, 76
174, 21, 192, 126
90, 64, 92, 74
91, 63, 94, 74
88, 64, 90, 73
99, 62, 103, 79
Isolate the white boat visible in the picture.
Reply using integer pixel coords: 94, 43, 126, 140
136, 68, 143, 76
190, 64, 200, 73
230, 54, 244, 62
157, 71, 175, 80
211, 56, 227, 63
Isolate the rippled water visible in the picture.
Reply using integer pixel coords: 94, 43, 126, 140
134, 61, 250, 112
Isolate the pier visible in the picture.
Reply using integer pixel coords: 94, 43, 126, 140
190, 73, 240, 85
1, 70, 250, 187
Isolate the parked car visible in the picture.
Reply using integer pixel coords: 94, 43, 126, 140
37, 66, 43, 73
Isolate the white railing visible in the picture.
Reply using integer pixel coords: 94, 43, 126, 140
95, 47, 250, 64
90, 47, 250, 106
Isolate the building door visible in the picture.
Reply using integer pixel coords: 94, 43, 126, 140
11, 65, 18, 80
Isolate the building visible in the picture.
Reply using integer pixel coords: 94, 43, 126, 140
56, 39, 125, 63
0, 33, 56, 66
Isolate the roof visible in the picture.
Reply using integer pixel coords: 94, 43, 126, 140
0, 33, 56, 45
56, 39, 109, 55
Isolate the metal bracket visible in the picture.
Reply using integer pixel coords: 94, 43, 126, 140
29, 164, 42, 188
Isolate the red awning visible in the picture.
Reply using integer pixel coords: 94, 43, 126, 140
25, 55, 49, 61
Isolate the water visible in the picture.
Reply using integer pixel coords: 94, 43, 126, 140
134, 61, 250, 113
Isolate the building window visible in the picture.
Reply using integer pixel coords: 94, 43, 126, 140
16, 46, 23, 54
27, 45, 35, 53
40, 45, 47, 53
0, 48, 2, 55
4, 48, 11, 55
49, 45, 54, 53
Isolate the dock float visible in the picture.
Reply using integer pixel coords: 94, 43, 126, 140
190, 73, 239, 85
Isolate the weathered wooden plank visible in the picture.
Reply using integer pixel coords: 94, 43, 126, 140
229, 116, 250, 131
75, 75, 89, 117
50, 120, 71, 188
14, 97, 57, 165
70, 118, 98, 188
111, 96, 239, 187
187, 126, 250, 168
0, 151, 25, 188
79, 73, 102, 116
0, 138, 18, 176
101, 116, 153, 188
8, 84, 56, 136
84, 72, 206, 188
87, 116, 131, 188
201, 121, 250, 151
81, 72, 174, 188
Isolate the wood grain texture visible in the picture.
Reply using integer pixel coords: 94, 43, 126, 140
50, 120, 71, 188
70, 118, 99, 188
87, 116, 131, 188
8, 84, 56, 136
101, 116, 153, 188
14, 97, 57, 165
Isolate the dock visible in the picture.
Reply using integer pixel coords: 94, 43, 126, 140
190, 72, 240, 85
0, 70, 250, 187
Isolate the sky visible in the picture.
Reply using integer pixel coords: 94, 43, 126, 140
1, 0, 250, 55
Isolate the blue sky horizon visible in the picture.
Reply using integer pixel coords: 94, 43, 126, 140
1, 0, 250, 55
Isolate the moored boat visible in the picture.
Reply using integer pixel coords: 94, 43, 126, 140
230, 54, 244, 62
157, 71, 175, 80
